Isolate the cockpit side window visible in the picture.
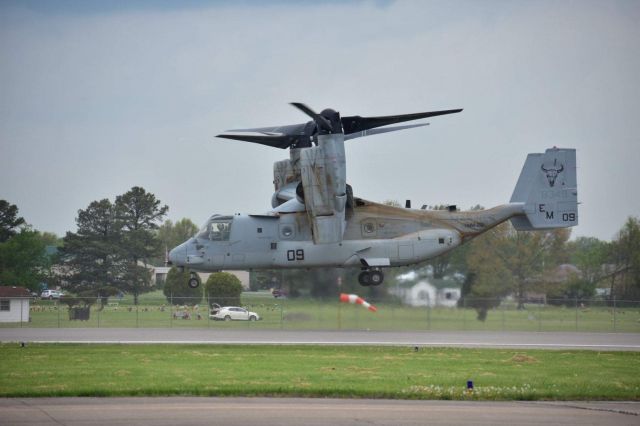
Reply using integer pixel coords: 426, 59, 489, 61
196, 216, 233, 241
209, 221, 231, 241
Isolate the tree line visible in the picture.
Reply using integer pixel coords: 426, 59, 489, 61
1, 193, 639, 316
0, 189, 240, 307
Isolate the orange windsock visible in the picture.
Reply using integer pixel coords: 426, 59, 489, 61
339, 293, 377, 312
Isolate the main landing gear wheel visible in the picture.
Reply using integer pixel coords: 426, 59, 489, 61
358, 270, 384, 287
358, 271, 371, 286
188, 273, 200, 289
369, 270, 384, 286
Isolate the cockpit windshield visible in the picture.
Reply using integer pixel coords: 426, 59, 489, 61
196, 215, 233, 241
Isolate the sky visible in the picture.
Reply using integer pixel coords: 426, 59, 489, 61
1, 0, 639, 241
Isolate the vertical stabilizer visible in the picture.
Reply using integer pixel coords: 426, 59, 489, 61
510, 148, 578, 230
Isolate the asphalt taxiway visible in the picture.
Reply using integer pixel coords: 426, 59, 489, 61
1, 398, 639, 426
1, 328, 639, 350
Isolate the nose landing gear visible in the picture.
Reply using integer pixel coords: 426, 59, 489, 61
188, 272, 201, 289
358, 269, 384, 286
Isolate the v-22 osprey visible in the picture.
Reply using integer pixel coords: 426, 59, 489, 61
168, 103, 578, 288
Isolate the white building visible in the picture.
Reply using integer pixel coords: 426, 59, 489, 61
0, 286, 31, 323
390, 278, 461, 308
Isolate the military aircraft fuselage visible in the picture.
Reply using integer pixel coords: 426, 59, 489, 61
168, 199, 524, 272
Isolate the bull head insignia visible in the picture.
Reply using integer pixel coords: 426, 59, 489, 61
541, 158, 564, 187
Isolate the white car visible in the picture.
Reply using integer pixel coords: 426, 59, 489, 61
41, 290, 63, 299
210, 306, 260, 321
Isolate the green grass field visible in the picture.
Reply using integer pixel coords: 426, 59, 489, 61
8, 291, 640, 332
1, 344, 638, 400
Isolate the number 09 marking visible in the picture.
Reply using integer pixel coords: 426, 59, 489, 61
562, 213, 576, 222
287, 249, 305, 261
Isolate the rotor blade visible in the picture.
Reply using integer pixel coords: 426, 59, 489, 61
341, 108, 462, 134
216, 133, 294, 149
227, 123, 307, 135
290, 102, 333, 132
344, 123, 430, 141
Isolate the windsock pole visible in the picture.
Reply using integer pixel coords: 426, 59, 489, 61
339, 293, 377, 312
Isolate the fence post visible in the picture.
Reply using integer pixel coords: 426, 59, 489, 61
501, 300, 505, 331
462, 298, 467, 330
280, 302, 284, 330
97, 306, 100, 328
538, 301, 542, 332
170, 292, 173, 328
575, 297, 579, 332
57, 301, 60, 328
427, 303, 431, 331
136, 304, 139, 328
613, 296, 617, 332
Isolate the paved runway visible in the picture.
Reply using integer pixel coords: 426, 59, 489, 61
1, 328, 639, 350
1, 398, 639, 426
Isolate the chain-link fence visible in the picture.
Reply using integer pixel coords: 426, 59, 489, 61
2, 294, 639, 332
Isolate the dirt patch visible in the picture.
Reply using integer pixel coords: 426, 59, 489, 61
508, 354, 538, 363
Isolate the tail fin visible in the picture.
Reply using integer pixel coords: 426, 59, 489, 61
510, 147, 578, 230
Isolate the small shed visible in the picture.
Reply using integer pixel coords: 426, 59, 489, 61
0, 286, 31, 323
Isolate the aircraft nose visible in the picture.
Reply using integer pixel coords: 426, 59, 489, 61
168, 244, 186, 266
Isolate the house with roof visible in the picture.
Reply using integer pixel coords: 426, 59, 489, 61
390, 274, 461, 307
0, 286, 31, 323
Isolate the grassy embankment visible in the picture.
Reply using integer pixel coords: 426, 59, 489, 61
1, 344, 638, 400
10, 290, 640, 332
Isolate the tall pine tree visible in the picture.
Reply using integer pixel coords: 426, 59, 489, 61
58, 199, 125, 307
115, 187, 168, 304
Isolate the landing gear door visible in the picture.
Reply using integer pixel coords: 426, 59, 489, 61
398, 243, 414, 261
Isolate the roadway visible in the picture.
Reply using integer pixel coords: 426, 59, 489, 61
1, 328, 639, 350
1, 398, 639, 426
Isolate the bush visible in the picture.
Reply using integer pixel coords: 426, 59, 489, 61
163, 267, 202, 306
205, 272, 243, 307
60, 291, 97, 309
546, 276, 597, 307
60, 290, 97, 320
68, 306, 91, 320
